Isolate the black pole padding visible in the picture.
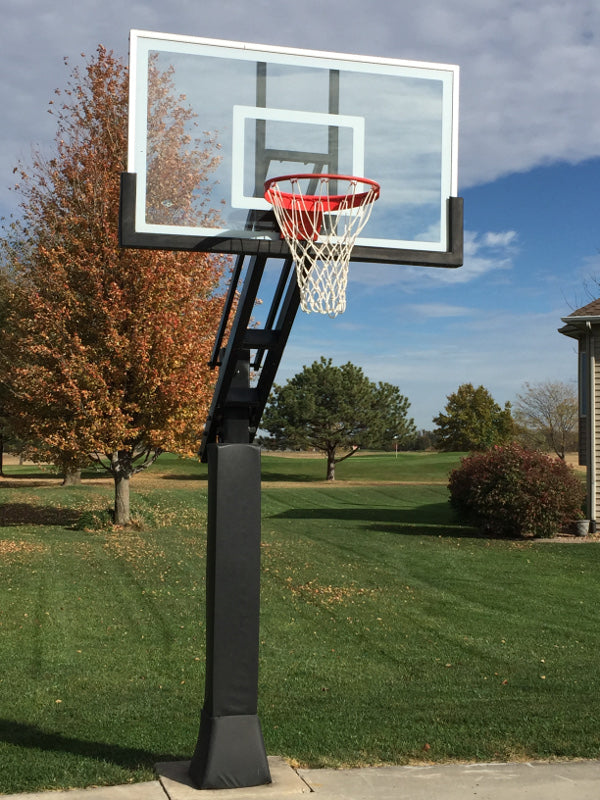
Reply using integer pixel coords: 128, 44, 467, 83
189, 443, 271, 790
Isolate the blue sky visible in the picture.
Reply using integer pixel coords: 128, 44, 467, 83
2, 0, 599, 429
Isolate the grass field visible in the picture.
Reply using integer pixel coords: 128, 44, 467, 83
0, 451, 599, 793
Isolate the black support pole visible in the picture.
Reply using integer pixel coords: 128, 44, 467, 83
189, 353, 271, 790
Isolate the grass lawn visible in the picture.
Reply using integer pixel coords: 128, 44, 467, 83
0, 451, 599, 793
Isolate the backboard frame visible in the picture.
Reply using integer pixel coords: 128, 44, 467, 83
120, 30, 463, 267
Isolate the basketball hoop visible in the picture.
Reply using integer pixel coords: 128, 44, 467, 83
264, 174, 380, 317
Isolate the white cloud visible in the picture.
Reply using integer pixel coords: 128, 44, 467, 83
445, 229, 517, 283
482, 231, 518, 249
347, 228, 518, 291
405, 303, 473, 318
464, 230, 518, 257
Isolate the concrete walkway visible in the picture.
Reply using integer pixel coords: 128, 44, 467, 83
3, 756, 600, 800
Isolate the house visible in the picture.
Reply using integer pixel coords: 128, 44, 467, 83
559, 298, 600, 526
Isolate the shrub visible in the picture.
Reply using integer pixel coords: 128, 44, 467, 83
448, 444, 586, 538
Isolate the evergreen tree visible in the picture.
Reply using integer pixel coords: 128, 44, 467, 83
261, 357, 416, 480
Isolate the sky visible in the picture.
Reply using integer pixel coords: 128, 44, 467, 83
2, 0, 599, 431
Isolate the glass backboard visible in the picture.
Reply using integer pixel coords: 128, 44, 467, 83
120, 30, 461, 266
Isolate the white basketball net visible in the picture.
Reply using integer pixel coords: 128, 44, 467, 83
265, 175, 379, 318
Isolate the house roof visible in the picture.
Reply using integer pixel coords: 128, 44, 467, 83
559, 298, 600, 338
566, 298, 600, 318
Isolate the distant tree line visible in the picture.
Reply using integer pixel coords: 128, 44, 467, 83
431, 380, 577, 459
259, 368, 578, 478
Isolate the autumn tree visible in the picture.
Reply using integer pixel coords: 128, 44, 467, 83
0, 47, 227, 523
0, 267, 15, 476
261, 357, 417, 480
144, 55, 223, 228
433, 383, 514, 452
514, 380, 578, 459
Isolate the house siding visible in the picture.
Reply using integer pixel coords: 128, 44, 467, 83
579, 337, 588, 466
559, 308, 600, 524
594, 334, 600, 518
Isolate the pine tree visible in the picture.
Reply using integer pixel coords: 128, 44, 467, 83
261, 357, 416, 480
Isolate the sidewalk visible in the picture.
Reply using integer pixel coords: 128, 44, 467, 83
3, 756, 600, 800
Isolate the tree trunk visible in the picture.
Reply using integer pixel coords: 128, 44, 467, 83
326, 449, 336, 481
0, 432, 4, 477
114, 472, 131, 526
62, 468, 82, 485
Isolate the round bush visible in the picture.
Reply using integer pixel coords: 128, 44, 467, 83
448, 443, 586, 539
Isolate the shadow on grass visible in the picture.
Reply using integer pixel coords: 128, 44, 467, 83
0, 475, 62, 486
363, 522, 481, 538
160, 473, 208, 483
270, 502, 481, 538
0, 718, 180, 769
0, 503, 80, 527
1, 471, 107, 483
260, 472, 320, 483
162, 470, 320, 483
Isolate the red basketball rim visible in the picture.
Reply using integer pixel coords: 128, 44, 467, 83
264, 174, 380, 212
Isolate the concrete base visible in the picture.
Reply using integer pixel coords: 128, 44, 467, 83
156, 757, 311, 799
